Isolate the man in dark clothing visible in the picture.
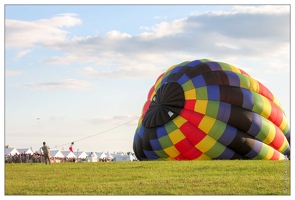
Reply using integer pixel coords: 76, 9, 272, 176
41, 142, 51, 164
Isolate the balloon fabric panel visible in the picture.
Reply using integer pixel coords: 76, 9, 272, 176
133, 59, 290, 161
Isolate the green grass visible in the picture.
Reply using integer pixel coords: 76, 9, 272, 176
5, 160, 290, 195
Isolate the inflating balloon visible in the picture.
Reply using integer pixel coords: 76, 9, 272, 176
133, 59, 290, 160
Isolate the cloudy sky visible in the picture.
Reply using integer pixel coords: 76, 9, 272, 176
4, 4, 291, 153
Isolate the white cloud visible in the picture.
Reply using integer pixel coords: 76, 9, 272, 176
215, 43, 240, 50
80, 62, 164, 79
46, 13, 82, 27
24, 79, 92, 91
5, 13, 82, 48
231, 5, 289, 15
138, 17, 188, 39
206, 5, 289, 16
105, 30, 131, 38
6, 5, 290, 79
5, 70, 23, 76
16, 49, 32, 59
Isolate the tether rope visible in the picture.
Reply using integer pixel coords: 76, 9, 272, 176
54, 115, 140, 148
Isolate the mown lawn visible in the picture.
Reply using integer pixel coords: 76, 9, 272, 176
5, 160, 290, 195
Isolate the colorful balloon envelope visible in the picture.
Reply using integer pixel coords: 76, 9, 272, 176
133, 59, 290, 160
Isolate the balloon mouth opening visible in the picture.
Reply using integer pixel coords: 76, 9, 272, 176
142, 82, 185, 128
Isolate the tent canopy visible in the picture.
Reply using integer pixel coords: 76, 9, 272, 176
60, 150, 76, 158
96, 152, 107, 159
17, 148, 34, 154
50, 150, 65, 158
5, 148, 20, 155
77, 151, 88, 159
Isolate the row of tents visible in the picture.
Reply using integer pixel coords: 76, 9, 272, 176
5, 147, 137, 162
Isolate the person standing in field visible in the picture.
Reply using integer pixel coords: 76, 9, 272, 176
41, 142, 51, 164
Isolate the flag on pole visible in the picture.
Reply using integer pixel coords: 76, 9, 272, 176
69, 142, 74, 152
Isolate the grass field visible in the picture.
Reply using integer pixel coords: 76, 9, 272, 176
5, 160, 290, 195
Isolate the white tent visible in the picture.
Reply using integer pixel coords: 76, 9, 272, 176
61, 150, 76, 158
50, 150, 65, 158
29, 147, 36, 153
17, 148, 34, 155
105, 152, 113, 160
86, 152, 97, 157
114, 154, 135, 162
76, 151, 88, 159
86, 152, 97, 162
110, 152, 118, 159
96, 152, 107, 159
5, 148, 19, 155
49, 150, 64, 163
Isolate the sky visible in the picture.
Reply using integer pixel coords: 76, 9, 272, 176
3, 3, 292, 154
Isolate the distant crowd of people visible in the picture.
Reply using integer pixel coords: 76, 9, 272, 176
5, 152, 79, 164
5, 152, 41, 163
5, 141, 80, 164
5, 141, 136, 164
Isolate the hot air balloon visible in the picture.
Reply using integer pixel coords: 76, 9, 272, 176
133, 59, 290, 160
